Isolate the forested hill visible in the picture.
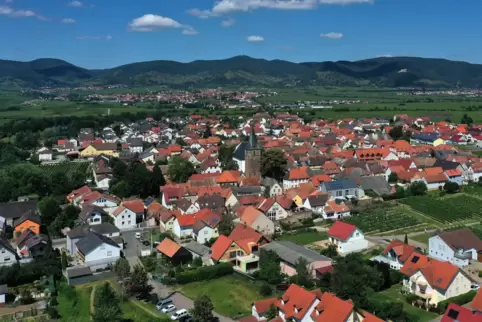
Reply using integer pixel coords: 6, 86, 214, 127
1, 55, 482, 88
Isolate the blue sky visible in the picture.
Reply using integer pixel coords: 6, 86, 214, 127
0, 0, 481, 69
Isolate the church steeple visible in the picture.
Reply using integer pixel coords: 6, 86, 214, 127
248, 122, 258, 149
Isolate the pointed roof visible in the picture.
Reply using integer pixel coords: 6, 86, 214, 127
247, 122, 259, 150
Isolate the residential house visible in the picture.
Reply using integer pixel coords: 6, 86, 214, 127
210, 223, 269, 273
175, 199, 199, 215
195, 195, 225, 211
261, 177, 283, 197
319, 180, 365, 200
327, 221, 369, 255
371, 240, 417, 270
445, 169, 463, 185
323, 200, 351, 220
0, 200, 38, 231
172, 214, 198, 239
159, 210, 177, 232
78, 205, 107, 226
257, 198, 289, 221
191, 209, 221, 244
183, 241, 212, 265
16, 234, 49, 261
80, 143, 119, 158
66, 223, 121, 255
440, 303, 482, 322
75, 231, 121, 270
14, 211, 41, 235
38, 148, 53, 162
359, 176, 393, 196
283, 166, 310, 189
111, 205, 137, 229
401, 253, 472, 306
428, 229, 482, 267
0, 238, 17, 267
67, 186, 92, 204
302, 194, 329, 216
156, 238, 192, 265
261, 241, 332, 277
238, 206, 275, 237
0, 284, 6, 307
80, 192, 119, 209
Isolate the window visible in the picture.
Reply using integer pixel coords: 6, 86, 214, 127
122, 222, 125, 225
128, 221, 131, 224
229, 251, 237, 258
100, 245, 105, 250
204, 230, 208, 235
107, 251, 112, 256
336, 191, 342, 197
122, 215, 125, 219
0, 249, 4, 254
345, 190, 349, 195
4, 257, 10, 261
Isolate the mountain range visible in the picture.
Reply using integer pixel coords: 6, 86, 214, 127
1, 55, 482, 88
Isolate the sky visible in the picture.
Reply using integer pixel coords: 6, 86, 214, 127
1, 0, 481, 69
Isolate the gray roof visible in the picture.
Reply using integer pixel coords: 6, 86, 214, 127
66, 266, 92, 279
261, 177, 279, 187
359, 176, 392, 196
231, 186, 262, 196
0, 200, 38, 219
0, 237, 16, 255
0, 284, 7, 294
76, 231, 120, 256
78, 206, 107, 222
307, 194, 329, 207
183, 241, 211, 256
261, 241, 331, 266
13, 210, 41, 227
66, 223, 120, 239
233, 142, 248, 161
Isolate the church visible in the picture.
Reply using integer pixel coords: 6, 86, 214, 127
233, 125, 262, 178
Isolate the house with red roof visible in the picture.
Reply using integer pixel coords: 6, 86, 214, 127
156, 238, 192, 265
327, 221, 368, 256
257, 198, 288, 221
110, 204, 138, 229
67, 185, 92, 204
371, 240, 418, 270
210, 223, 269, 273
441, 302, 482, 322
238, 206, 274, 237
191, 209, 221, 244
283, 166, 311, 189
401, 253, 473, 306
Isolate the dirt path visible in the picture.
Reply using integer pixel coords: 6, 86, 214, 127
128, 299, 161, 318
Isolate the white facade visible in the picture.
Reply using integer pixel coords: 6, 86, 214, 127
85, 198, 118, 209
428, 235, 477, 267
268, 183, 283, 197
0, 246, 17, 267
38, 152, 53, 161
263, 202, 288, 221
329, 229, 368, 255
172, 221, 193, 238
95, 177, 111, 191
82, 242, 121, 270
192, 226, 219, 244
112, 208, 137, 229
282, 178, 309, 190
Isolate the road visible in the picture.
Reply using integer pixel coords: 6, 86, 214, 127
366, 229, 438, 251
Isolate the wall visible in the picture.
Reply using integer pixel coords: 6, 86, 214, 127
114, 209, 137, 229
0, 246, 16, 267
84, 243, 120, 269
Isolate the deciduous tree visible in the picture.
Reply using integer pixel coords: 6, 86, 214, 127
261, 149, 287, 182
167, 155, 195, 183
191, 295, 216, 322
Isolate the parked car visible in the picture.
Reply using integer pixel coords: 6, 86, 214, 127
156, 297, 174, 311
135, 293, 150, 302
171, 309, 189, 320
471, 284, 480, 290
135, 232, 141, 239
161, 304, 176, 313
179, 315, 193, 322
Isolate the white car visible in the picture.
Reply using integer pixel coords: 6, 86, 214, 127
171, 309, 189, 320
135, 232, 141, 239
471, 284, 480, 290
161, 304, 176, 313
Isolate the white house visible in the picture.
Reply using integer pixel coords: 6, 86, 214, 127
371, 240, 417, 270
282, 167, 310, 189
261, 178, 283, 197
322, 200, 351, 220
111, 206, 137, 229
65, 223, 121, 256
257, 198, 289, 221
327, 221, 368, 255
75, 231, 121, 270
302, 195, 329, 216
0, 238, 17, 267
401, 253, 473, 305
428, 229, 482, 267
192, 221, 219, 244
172, 214, 197, 239
38, 148, 53, 162
0, 285, 7, 308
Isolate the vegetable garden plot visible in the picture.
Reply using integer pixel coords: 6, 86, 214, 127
345, 207, 421, 233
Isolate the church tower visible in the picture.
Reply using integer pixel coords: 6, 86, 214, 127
245, 123, 262, 179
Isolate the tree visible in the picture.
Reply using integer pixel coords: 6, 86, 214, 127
259, 283, 273, 296
389, 126, 404, 140
218, 145, 238, 170
175, 137, 187, 146
295, 257, 313, 288
408, 181, 427, 196
461, 114, 474, 125
92, 283, 122, 322
265, 304, 278, 320
258, 250, 282, 284
203, 124, 212, 138
388, 172, 398, 183
114, 258, 131, 299
111, 180, 131, 198
152, 164, 166, 190
404, 234, 408, 245
444, 181, 459, 194
191, 295, 216, 322
330, 253, 382, 308
167, 155, 195, 183
320, 244, 338, 258
127, 264, 152, 296
113, 160, 128, 179
218, 213, 234, 236
261, 149, 287, 182
61, 251, 68, 270
38, 197, 62, 226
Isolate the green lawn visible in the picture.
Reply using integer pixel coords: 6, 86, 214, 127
121, 299, 169, 321
411, 233, 432, 245
278, 231, 328, 245
57, 283, 93, 322
372, 285, 438, 322
178, 275, 264, 319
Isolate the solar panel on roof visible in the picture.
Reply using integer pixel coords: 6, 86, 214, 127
411, 256, 420, 263
447, 309, 459, 319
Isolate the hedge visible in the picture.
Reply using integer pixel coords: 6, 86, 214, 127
176, 262, 233, 284
437, 290, 477, 313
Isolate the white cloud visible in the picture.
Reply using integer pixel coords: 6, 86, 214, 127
320, 32, 343, 39
182, 27, 199, 35
11, 9, 35, 17
376, 54, 392, 58
221, 17, 236, 27
247, 35, 264, 42
69, 1, 83, 7
129, 14, 183, 32
0, 6, 13, 14
76, 34, 112, 40
186, 8, 218, 18
61, 18, 76, 23
5, 0, 13, 3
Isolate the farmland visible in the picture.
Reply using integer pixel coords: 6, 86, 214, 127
345, 206, 421, 234
398, 194, 482, 224
39, 161, 92, 177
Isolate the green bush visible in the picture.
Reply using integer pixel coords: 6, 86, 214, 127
259, 284, 273, 296
437, 290, 477, 313
176, 263, 233, 284
479, 271, 482, 278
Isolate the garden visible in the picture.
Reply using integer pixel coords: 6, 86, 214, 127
345, 206, 422, 234
399, 194, 482, 223
278, 229, 327, 245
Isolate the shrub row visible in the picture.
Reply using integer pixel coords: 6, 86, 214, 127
437, 290, 477, 313
176, 262, 233, 284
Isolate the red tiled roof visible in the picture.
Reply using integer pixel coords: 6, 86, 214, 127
122, 199, 144, 213
313, 292, 354, 322
442, 303, 482, 322
216, 170, 241, 183
210, 235, 233, 261
288, 166, 310, 180
471, 289, 482, 312
176, 214, 198, 227
156, 238, 181, 257
327, 221, 356, 241
383, 240, 416, 263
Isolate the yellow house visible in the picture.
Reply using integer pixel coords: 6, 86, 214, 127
80, 143, 119, 158
433, 138, 445, 147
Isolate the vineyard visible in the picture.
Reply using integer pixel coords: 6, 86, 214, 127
345, 206, 421, 234
399, 195, 482, 223
39, 161, 92, 177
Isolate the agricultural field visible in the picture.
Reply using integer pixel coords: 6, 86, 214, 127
39, 161, 92, 177
399, 194, 482, 224
345, 206, 422, 234
278, 230, 328, 245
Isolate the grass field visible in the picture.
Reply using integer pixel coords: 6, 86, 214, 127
57, 283, 92, 322
371, 285, 438, 322
278, 230, 328, 245
178, 275, 264, 319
